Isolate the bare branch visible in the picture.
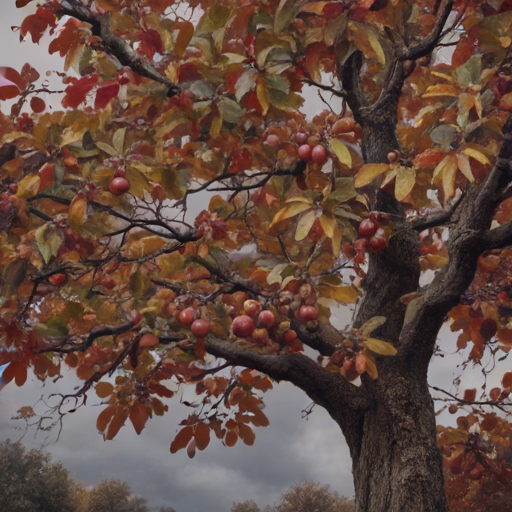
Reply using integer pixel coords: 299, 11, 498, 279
293, 322, 344, 357
412, 194, 464, 232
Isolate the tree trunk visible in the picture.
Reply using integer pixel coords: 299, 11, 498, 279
330, 368, 449, 512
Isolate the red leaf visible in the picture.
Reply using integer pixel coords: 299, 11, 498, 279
503, 371, 512, 389
463, 388, 477, 402
105, 407, 128, 440
0, 67, 26, 91
95, 82, 120, 109
49, 18, 83, 57
30, 97, 46, 113
178, 63, 201, 82
137, 29, 164, 60
21, 63, 40, 84
129, 402, 149, 435
20, 7, 56, 44
62, 74, 99, 109
194, 422, 210, 451
170, 426, 193, 453
0, 76, 20, 101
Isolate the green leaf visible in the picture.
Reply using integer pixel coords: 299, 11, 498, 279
113, 128, 126, 154
266, 74, 290, 94
275, 0, 305, 33
218, 97, 246, 124
454, 56, 482, 88
328, 178, 357, 203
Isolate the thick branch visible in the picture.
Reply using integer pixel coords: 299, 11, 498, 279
204, 336, 369, 411
60, 0, 179, 96
483, 220, 512, 250
294, 322, 344, 357
412, 194, 464, 232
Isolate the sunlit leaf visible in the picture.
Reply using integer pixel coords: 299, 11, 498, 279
329, 139, 352, 167
363, 338, 397, 356
354, 164, 389, 188
295, 210, 317, 241
395, 167, 416, 201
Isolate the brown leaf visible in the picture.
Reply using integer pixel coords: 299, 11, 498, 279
194, 422, 210, 451
129, 402, 149, 435
96, 404, 116, 433
95, 382, 114, 398
170, 426, 194, 453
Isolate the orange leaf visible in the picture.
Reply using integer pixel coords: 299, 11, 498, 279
175, 21, 194, 57
355, 353, 366, 374
238, 422, 256, 446
502, 371, 512, 389
500, 92, 512, 112
463, 389, 477, 402
95, 382, 114, 398
170, 426, 193, 453
194, 422, 210, 451
129, 402, 149, 435
96, 404, 116, 432
105, 407, 128, 440
225, 430, 238, 447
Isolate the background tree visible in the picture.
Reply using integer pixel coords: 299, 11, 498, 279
158, 507, 177, 512
85, 478, 149, 512
0, 439, 76, 512
231, 481, 355, 512
231, 499, 262, 512
2, 1, 512, 511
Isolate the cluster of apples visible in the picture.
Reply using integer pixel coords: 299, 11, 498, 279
265, 129, 328, 165
356, 214, 388, 253
177, 307, 212, 338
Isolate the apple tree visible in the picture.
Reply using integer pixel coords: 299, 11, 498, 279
1, 0, 512, 511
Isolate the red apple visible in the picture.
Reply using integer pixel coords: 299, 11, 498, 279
48, 273, 67, 286
139, 333, 159, 348
294, 131, 309, 144
178, 307, 196, 327
311, 145, 327, 165
232, 315, 256, 338
244, 300, 262, 317
265, 134, 281, 148
109, 176, 131, 195
258, 310, 275, 328
298, 305, 318, 323
298, 144, 313, 162
369, 235, 387, 252
191, 319, 211, 338
358, 219, 377, 239
387, 151, 399, 163
284, 329, 297, 342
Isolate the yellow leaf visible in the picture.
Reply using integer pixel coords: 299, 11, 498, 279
17, 174, 40, 198
331, 222, 341, 257
430, 71, 455, 83
367, 30, 385, 65
456, 153, 474, 182
328, 285, 359, 303
360, 316, 387, 336
363, 354, 378, 379
68, 196, 87, 229
319, 212, 337, 238
363, 338, 397, 356
329, 139, 352, 167
395, 167, 416, 201
354, 163, 389, 188
463, 147, 491, 166
257, 80, 270, 115
285, 196, 313, 204
140, 236, 167, 255
295, 210, 317, 241
175, 20, 194, 57
126, 166, 151, 198
432, 155, 457, 184
301, 1, 329, 14
269, 202, 313, 229
96, 382, 114, 398
443, 159, 458, 199
113, 128, 126, 154
210, 115, 222, 139
422, 84, 460, 97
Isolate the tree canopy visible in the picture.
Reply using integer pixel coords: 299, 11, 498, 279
2, 0, 512, 510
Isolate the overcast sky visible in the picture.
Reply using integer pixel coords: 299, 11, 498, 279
0, 3, 510, 512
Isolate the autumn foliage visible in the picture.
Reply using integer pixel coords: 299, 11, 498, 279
2, 0, 512, 510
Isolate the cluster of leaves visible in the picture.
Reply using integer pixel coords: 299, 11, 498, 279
0, 0, 512, 465
438, 414, 512, 511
